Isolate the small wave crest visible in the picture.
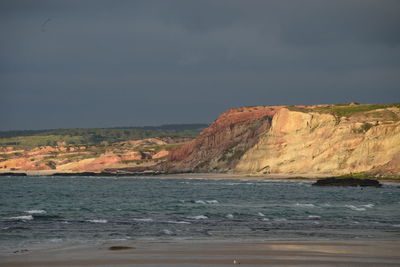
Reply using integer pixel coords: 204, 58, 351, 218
87, 219, 108, 223
194, 200, 219, 205
308, 215, 321, 219
25, 209, 46, 215
8, 215, 33, 221
295, 203, 315, 208
187, 215, 208, 220
133, 218, 153, 222
226, 214, 234, 219
257, 212, 266, 217
345, 205, 366, 211
362, 203, 375, 208
161, 229, 173, 235
166, 220, 191, 224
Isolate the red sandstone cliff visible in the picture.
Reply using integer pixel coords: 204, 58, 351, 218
166, 106, 283, 172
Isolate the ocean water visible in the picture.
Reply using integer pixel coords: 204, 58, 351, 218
1, 176, 400, 251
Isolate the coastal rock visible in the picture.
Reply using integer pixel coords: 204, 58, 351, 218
312, 177, 382, 187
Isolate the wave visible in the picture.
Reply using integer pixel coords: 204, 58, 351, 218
295, 203, 315, 208
133, 218, 153, 222
194, 200, 219, 205
226, 214, 234, 219
1, 226, 31, 232
25, 209, 47, 215
345, 205, 366, 211
166, 220, 191, 224
262, 218, 270, 221
257, 212, 266, 217
87, 219, 108, 223
8, 215, 33, 221
308, 215, 321, 219
362, 203, 375, 208
273, 218, 287, 222
187, 215, 208, 220
161, 229, 173, 235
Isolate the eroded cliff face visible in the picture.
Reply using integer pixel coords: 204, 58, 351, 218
235, 107, 400, 176
168, 104, 400, 176
166, 106, 283, 172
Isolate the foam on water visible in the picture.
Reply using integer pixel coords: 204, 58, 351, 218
25, 210, 47, 215
187, 215, 208, 220
345, 205, 366, 211
8, 215, 34, 221
166, 220, 191, 224
362, 203, 375, 208
133, 218, 153, 222
194, 200, 219, 204
295, 203, 315, 208
161, 229, 173, 235
226, 214, 234, 219
87, 219, 108, 223
257, 212, 266, 217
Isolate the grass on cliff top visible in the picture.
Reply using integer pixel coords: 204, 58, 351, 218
288, 103, 400, 118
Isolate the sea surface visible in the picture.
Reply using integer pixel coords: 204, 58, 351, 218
1, 176, 400, 251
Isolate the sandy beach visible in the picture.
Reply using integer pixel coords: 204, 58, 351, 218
1, 240, 400, 266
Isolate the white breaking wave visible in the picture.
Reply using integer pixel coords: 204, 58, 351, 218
188, 215, 208, 220
87, 219, 108, 223
194, 200, 219, 205
133, 218, 153, 222
295, 203, 315, 208
308, 215, 321, 219
166, 220, 191, 224
362, 204, 375, 208
162, 229, 173, 235
345, 205, 366, 211
9, 215, 34, 221
257, 212, 266, 217
226, 214, 234, 219
262, 218, 270, 221
25, 210, 47, 215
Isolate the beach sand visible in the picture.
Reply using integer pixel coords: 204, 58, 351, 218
1, 240, 400, 266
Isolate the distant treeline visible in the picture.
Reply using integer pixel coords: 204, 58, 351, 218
0, 124, 208, 148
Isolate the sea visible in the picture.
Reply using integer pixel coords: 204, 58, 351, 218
1, 176, 400, 251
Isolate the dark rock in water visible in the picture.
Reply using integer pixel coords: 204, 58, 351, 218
108, 246, 135, 250
0, 172, 27, 176
312, 177, 382, 187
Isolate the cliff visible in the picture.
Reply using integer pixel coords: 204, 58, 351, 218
166, 106, 283, 172
0, 138, 186, 174
167, 104, 400, 177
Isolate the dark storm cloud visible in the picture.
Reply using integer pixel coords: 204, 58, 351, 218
1, 0, 399, 130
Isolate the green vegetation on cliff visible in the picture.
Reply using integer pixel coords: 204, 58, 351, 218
0, 124, 207, 149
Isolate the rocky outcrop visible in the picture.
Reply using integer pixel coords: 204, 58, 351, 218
312, 177, 382, 187
167, 104, 400, 176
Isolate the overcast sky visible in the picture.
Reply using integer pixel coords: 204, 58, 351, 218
1, 0, 399, 130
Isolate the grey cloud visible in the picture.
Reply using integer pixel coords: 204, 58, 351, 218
0, 0, 399, 130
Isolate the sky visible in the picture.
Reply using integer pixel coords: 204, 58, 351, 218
1, 0, 400, 130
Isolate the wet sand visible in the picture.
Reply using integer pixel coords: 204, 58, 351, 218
1, 240, 400, 266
